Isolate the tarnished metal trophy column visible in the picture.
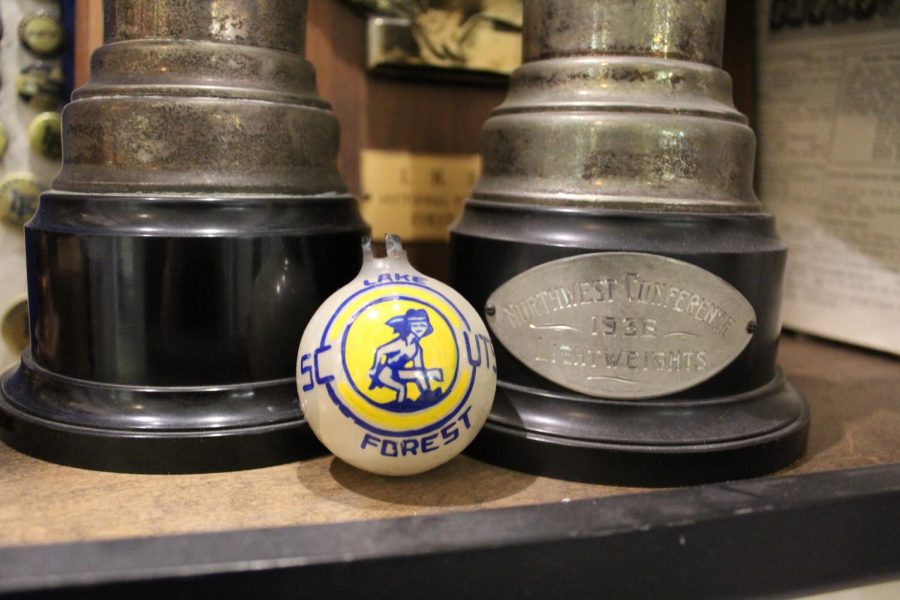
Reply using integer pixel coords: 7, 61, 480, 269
451, 0, 809, 485
0, 0, 366, 472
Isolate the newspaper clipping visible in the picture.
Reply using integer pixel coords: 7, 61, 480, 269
758, 0, 900, 355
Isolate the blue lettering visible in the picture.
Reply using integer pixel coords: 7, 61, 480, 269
362, 273, 428, 286
299, 353, 314, 392
440, 422, 459, 445
361, 433, 380, 450
360, 408, 476, 457
313, 345, 334, 385
464, 332, 497, 373
400, 439, 418, 456
459, 406, 472, 429
421, 434, 439, 453
380, 439, 399, 457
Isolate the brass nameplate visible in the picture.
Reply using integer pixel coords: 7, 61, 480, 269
360, 150, 480, 241
486, 253, 756, 399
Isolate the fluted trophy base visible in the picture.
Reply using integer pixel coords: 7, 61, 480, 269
451, 203, 810, 486
0, 192, 365, 473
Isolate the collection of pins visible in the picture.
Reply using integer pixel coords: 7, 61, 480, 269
0, 1, 66, 359
0, 0, 65, 228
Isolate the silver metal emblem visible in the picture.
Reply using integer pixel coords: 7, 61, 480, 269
486, 253, 756, 399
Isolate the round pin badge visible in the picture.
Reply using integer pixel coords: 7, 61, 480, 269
28, 111, 62, 159
16, 62, 64, 109
0, 172, 43, 226
297, 235, 497, 476
0, 121, 9, 159
18, 12, 65, 57
1, 295, 29, 356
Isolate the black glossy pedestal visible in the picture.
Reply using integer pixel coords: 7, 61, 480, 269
0, 356, 324, 473
451, 201, 810, 486
0, 192, 365, 473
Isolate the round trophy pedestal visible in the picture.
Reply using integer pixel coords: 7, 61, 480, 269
451, 205, 811, 486
0, 357, 323, 473
0, 1, 367, 473
467, 372, 808, 487
0, 192, 364, 473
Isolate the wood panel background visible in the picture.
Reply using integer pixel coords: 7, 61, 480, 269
74, 0, 103, 87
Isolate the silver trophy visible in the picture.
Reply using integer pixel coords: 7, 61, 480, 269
451, 0, 809, 485
0, 0, 366, 472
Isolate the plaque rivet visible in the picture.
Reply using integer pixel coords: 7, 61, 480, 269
747, 320, 757, 334
485, 304, 496, 316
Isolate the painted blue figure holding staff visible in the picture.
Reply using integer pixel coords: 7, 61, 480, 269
368, 309, 444, 405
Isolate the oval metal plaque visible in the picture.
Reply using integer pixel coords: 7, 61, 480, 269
486, 253, 756, 399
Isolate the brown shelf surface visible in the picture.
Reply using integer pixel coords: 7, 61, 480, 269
0, 334, 897, 549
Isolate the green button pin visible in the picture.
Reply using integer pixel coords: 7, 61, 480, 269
1, 295, 29, 355
0, 172, 43, 226
18, 12, 65, 57
0, 121, 8, 159
16, 61, 64, 109
28, 111, 62, 159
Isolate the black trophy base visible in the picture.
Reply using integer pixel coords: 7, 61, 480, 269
0, 353, 324, 474
0, 191, 363, 473
467, 370, 809, 487
451, 203, 811, 486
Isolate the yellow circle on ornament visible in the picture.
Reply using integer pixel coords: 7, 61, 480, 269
342, 296, 462, 430
296, 235, 497, 476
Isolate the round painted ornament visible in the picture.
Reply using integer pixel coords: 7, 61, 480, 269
297, 235, 497, 476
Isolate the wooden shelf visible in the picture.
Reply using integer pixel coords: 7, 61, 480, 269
17, 4, 896, 596
0, 329, 897, 599
1, 334, 897, 551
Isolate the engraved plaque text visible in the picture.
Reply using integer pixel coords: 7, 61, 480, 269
486, 253, 756, 399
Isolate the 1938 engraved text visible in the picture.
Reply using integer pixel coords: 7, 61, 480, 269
486, 253, 755, 399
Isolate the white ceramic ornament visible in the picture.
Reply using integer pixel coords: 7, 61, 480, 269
297, 234, 497, 476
